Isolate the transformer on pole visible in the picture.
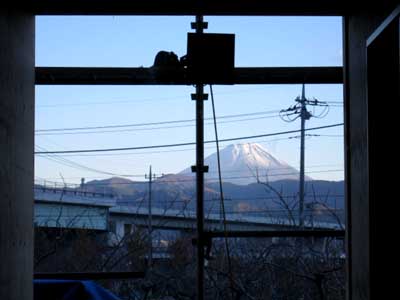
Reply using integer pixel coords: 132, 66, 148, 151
280, 84, 329, 228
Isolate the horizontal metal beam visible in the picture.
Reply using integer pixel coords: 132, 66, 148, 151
235, 67, 342, 84
34, 271, 145, 280
35, 67, 343, 85
204, 229, 345, 238
29, 1, 349, 16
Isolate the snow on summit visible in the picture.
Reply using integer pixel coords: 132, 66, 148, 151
180, 143, 309, 185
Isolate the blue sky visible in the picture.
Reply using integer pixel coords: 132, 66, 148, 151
35, 16, 344, 184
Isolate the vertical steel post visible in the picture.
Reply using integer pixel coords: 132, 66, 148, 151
191, 14, 208, 300
196, 84, 205, 300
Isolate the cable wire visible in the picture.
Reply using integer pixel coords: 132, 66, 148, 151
36, 145, 143, 178
36, 110, 280, 133
210, 85, 235, 299
34, 123, 344, 155
35, 115, 281, 136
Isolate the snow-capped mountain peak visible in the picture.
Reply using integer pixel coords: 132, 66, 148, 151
180, 143, 308, 185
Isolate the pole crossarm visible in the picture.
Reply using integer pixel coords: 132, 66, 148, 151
35, 67, 343, 85
29, 1, 351, 16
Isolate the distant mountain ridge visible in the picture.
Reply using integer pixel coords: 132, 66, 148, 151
80, 143, 344, 223
83, 176, 344, 208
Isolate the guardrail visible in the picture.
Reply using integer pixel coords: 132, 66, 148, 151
34, 185, 115, 199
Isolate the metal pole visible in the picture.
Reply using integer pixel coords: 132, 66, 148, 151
191, 14, 208, 300
196, 84, 205, 300
299, 84, 306, 228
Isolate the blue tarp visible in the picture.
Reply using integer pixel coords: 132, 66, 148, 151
34, 280, 121, 300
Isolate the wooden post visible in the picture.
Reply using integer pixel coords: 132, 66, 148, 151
0, 10, 35, 300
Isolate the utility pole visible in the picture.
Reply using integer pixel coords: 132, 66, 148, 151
280, 84, 329, 228
145, 165, 157, 268
299, 85, 307, 228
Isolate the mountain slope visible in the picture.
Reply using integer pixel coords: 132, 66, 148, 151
83, 176, 344, 223
180, 143, 308, 185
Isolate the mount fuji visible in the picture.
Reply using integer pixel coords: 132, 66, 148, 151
180, 143, 310, 185
81, 143, 343, 214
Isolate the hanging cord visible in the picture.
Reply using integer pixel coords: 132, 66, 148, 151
210, 85, 235, 299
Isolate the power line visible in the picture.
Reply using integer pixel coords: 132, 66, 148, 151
35, 109, 280, 133
36, 145, 143, 178
35, 87, 278, 109
36, 85, 343, 108
34, 123, 343, 155
35, 115, 281, 136
209, 85, 233, 286
36, 164, 343, 180
36, 136, 343, 180
35, 137, 301, 157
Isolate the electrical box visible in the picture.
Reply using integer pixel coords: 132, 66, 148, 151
186, 33, 235, 84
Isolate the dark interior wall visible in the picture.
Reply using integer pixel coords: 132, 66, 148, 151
343, 5, 396, 300
366, 8, 399, 300
0, 11, 35, 300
